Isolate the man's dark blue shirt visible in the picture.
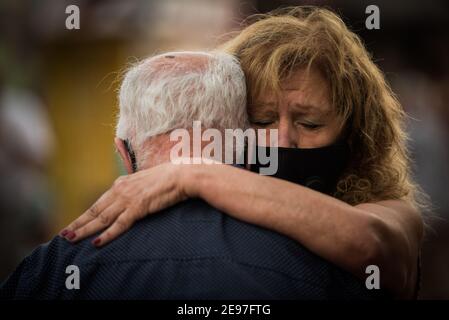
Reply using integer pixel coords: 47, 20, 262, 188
0, 197, 385, 299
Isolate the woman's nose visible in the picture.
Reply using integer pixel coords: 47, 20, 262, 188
277, 119, 298, 148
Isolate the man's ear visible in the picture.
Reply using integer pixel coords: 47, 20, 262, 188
115, 137, 134, 174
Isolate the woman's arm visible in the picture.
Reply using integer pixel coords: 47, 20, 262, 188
185, 164, 424, 298
62, 162, 423, 298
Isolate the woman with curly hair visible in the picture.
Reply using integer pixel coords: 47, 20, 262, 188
62, 7, 426, 298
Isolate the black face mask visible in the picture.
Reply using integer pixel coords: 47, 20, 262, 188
248, 142, 351, 195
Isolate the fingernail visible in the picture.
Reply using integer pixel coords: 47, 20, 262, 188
60, 229, 69, 237
92, 238, 101, 246
65, 231, 76, 241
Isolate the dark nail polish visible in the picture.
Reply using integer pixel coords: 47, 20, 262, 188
92, 238, 101, 246
60, 229, 69, 237
65, 231, 76, 241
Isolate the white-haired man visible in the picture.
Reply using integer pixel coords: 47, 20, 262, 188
115, 51, 248, 172
1, 51, 377, 299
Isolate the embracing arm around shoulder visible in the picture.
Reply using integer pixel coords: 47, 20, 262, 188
184, 164, 424, 298
62, 162, 424, 298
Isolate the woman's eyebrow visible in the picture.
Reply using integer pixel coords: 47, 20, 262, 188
250, 109, 278, 118
250, 102, 277, 112
255, 101, 276, 107
290, 103, 326, 115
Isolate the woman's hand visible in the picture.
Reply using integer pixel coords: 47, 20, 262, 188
60, 162, 192, 247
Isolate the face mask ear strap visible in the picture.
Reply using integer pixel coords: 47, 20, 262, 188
124, 139, 137, 173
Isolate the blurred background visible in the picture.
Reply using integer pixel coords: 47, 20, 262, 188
0, 0, 448, 299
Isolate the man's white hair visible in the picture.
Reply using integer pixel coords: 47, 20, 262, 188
116, 51, 248, 148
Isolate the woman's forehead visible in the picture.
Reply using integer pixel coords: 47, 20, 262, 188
254, 71, 332, 115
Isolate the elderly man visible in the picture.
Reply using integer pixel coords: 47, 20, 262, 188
1, 51, 379, 299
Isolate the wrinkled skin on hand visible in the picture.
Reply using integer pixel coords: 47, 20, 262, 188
60, 162, 190, 246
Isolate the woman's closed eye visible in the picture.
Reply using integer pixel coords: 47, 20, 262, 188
294, 120, 324, 130
252, 120, 275, 126
250, 118, 277, 127
301, 123, 323, 130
